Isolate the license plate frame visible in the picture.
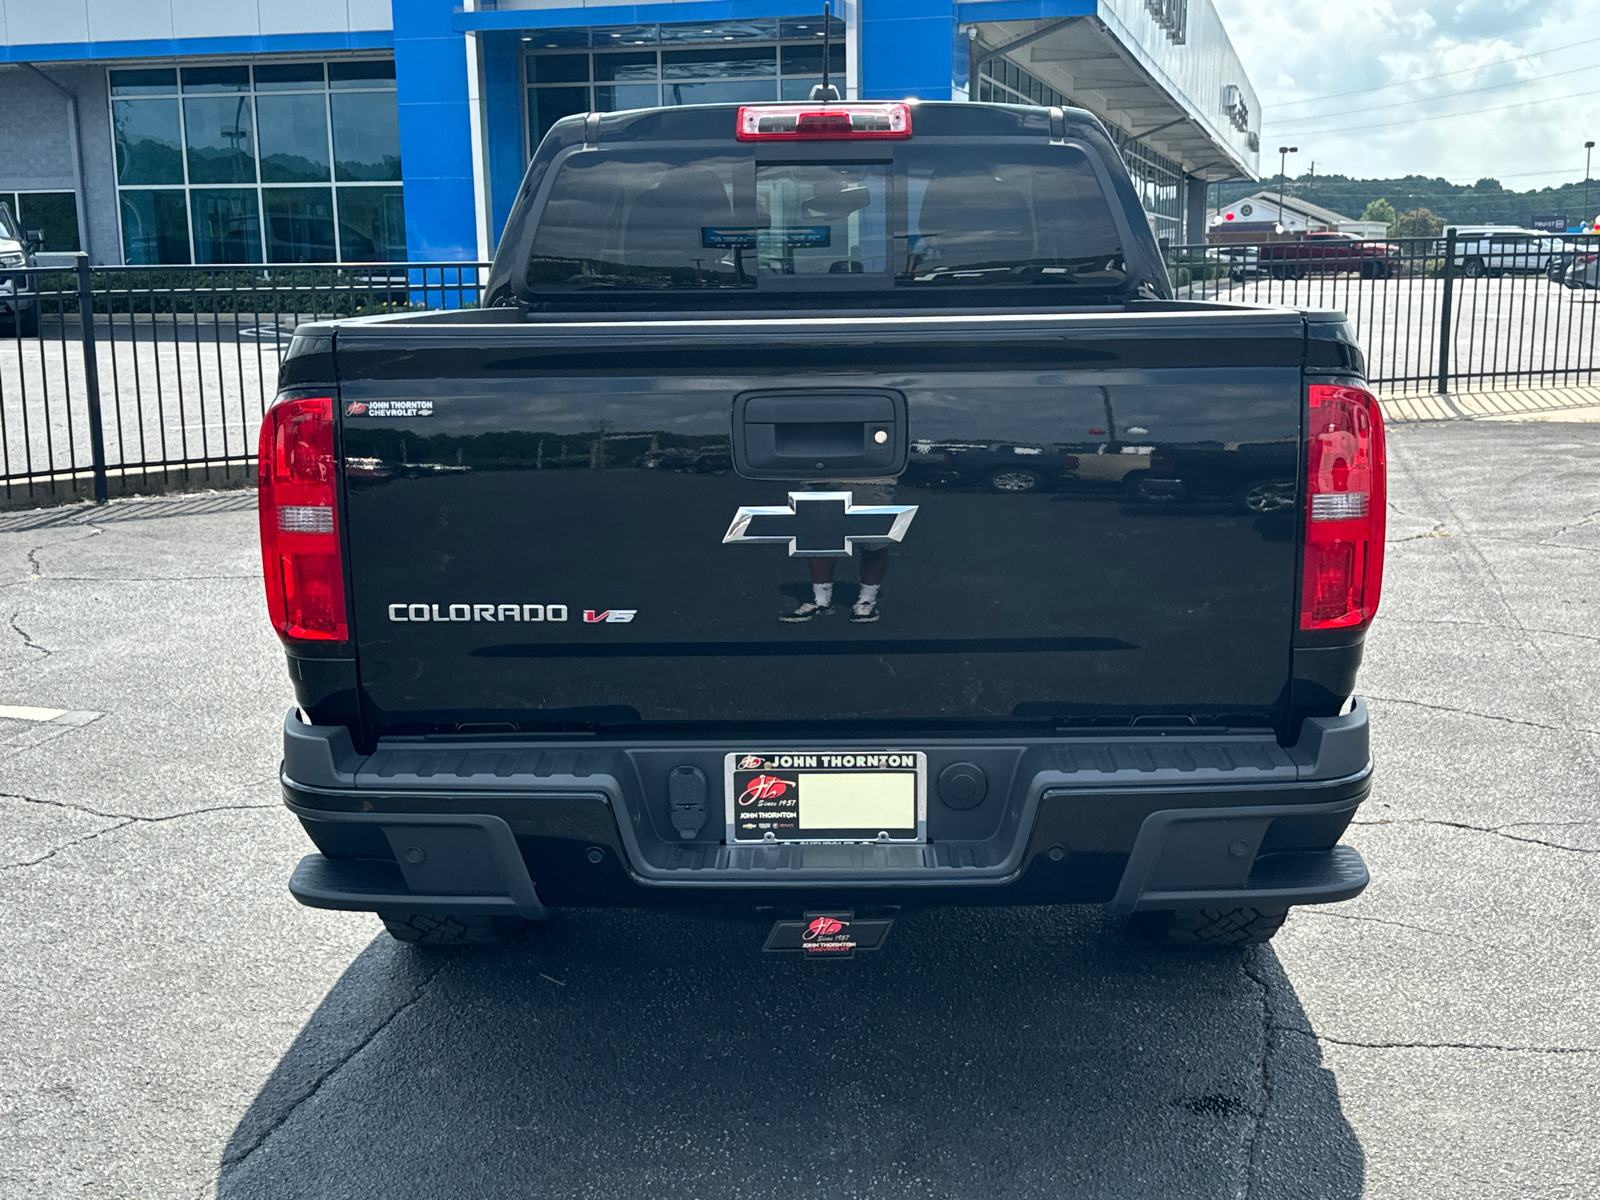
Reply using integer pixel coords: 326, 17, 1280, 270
725, 751, 927, 845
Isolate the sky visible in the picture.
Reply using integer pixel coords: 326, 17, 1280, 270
1212, 0, 1600, 188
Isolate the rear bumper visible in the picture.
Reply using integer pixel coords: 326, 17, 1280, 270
282, 703, 1373, 916
289, 810, 549, 920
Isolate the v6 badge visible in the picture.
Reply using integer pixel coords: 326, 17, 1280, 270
583, 609, 637, 623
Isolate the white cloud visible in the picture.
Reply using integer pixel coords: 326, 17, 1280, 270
1214, 0, 1600, 188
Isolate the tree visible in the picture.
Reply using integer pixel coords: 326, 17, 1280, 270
1361, 198, 1398, 231
1391, 206, 1445, 238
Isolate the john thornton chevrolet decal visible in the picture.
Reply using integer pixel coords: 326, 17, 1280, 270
346, 400, 434, 418
761, 909, 895, 958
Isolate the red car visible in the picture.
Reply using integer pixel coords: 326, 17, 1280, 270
1258, 232, 1400, 279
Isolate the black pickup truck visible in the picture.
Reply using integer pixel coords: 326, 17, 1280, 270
263, 101, 1384, 952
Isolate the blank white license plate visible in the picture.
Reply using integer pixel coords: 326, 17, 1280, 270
725, 751, 927, 844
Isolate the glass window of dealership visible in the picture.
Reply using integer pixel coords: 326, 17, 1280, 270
523, 16, 846, 149
531, 14, 1199, 245
110, 60, 404, 265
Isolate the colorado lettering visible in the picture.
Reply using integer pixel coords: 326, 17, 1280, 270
387, 603, 569, 622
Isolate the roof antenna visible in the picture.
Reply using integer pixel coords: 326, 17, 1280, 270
809, 2, 840, 101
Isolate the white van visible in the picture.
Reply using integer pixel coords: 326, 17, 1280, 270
1447, 226, 1562, 277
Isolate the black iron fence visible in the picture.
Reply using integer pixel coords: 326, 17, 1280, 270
4, 240, 1600, 504
1163, 232, 1600, 393
1, 258, 487, 505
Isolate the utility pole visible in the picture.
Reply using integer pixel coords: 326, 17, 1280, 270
1307, 161, 1315, 204
1586, 141, 1595, 231
1277, 146, 1297, 234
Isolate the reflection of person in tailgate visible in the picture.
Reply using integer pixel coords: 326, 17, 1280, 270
781, 479, 894, 624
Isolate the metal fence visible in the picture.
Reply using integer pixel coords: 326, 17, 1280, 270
1, 258, 487, 505
1164, 232, 1600, 394
5, 239, 1600, 504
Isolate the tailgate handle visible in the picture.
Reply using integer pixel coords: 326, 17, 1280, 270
733, 389, 908, 480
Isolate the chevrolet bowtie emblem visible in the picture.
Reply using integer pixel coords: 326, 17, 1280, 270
722, 491, 919, 557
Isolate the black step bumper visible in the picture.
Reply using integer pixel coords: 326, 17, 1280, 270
282, 703, 1373, 917
288, 811, 549, 920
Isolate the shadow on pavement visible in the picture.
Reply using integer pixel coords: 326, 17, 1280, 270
218, 905, 1362, 1199
0, 491, 257, 532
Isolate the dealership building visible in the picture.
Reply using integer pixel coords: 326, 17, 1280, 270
0, 0, 1260, 266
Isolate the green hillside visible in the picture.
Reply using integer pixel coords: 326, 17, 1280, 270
1212, 174, 1599, 229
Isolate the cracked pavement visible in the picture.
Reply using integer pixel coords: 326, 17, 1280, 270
1, 421, 1598, 1199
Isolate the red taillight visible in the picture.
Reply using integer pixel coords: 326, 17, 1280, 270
1301, 384, 1385, 632
736, 102, 912, 141
1063, 455, 1080, 470
257, 395, 347, 641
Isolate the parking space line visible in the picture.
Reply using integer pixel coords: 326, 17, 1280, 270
0, 705, 100, 725
0, 708, 103, 758
0, 704, 68, 721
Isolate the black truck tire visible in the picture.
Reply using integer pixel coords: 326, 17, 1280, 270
18, 307, 40, 338
1129, 905, 1288, 946
379, 912, 523, 945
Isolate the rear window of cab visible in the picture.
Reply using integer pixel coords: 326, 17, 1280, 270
523, 142, 1129, 298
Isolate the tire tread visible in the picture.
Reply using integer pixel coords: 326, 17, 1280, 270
379, 913, 514, 945
1131, 905, 1288, 946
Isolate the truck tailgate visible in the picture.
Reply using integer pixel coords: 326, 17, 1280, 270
334, 310, 1307, 732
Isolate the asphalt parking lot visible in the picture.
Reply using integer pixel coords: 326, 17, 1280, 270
1, 419, 1597, 1199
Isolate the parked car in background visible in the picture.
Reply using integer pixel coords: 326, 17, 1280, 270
1538, 233, 1598, 282
1257, 232, 1400, 279
0, 201, 40, 337
1561, 250, 1599, 290
905, 440, 1081, 494
1207, 244, 1262, 282
1122, 440, 1298, 514
1545, 241, 1579, 282
1447, 227, 1563, 278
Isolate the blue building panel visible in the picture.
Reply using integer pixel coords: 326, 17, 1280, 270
954, 0, 1094, 21
860, 13, 956, 100
393, 0, 478, 263
0, 29, 393, 65
393, 174, 478, 263
482, 33, 528, 248
454, 0, 821, 35
864, 0, 954, 18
